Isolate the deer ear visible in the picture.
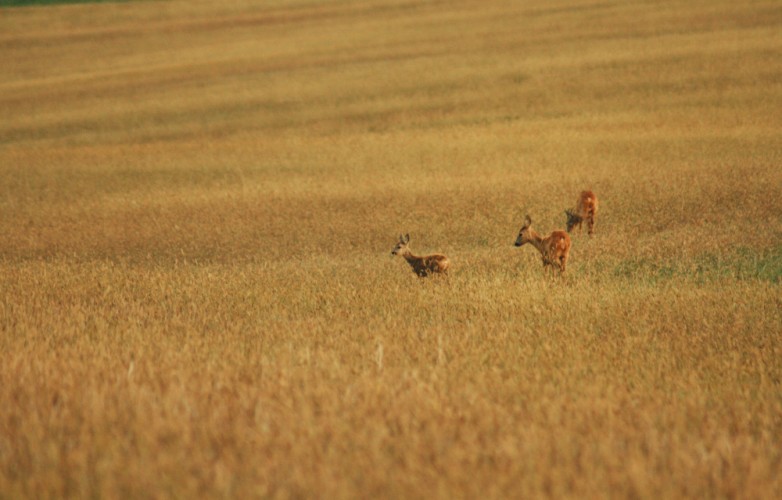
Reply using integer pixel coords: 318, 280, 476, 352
524, 215, 532, 226
404, 233, 410, 243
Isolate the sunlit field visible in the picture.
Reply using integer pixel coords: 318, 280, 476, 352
1, 0, 781, 497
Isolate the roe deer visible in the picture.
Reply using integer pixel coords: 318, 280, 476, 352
391, 234, 450, 277
565, 190, 598, 236
514, 215, 571, 275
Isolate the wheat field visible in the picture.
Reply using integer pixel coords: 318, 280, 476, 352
1, 0, 781, 498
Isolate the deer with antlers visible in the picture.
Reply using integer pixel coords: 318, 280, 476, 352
514, 215, 571, 275
565, 190, 599, 236
391, 234, 450, 277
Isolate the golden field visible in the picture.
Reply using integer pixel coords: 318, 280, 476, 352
1, 0, 781, 498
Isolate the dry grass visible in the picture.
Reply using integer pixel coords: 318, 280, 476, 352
1, 0, 781, 498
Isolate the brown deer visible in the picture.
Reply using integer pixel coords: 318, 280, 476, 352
565, 190, 598, 236
391, 234, 450, 277
514, 215, 571, 275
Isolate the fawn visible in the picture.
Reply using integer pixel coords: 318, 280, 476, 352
391, 234, 450, 277
514, 215, 571, 275
565, 190, 598, 236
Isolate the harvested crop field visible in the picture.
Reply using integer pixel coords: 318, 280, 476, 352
1, 0, 781, 498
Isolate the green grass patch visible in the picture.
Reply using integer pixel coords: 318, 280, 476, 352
1, 0, 126, 6
614, 246, 782, 284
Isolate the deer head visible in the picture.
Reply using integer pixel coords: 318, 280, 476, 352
565, 209, 583, 233
514, 215, 533, 247
391, 234, 411, 255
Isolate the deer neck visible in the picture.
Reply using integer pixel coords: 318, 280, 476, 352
527, 229, 547, 255
400, 249, 422, 265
